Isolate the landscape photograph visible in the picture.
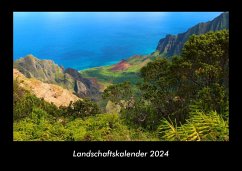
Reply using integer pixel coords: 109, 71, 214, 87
13, 12, 229, 141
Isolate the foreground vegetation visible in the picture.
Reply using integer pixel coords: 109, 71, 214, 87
13, 79, 157, 141
14, 30, 229, 141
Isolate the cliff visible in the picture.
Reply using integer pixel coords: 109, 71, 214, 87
14, 55, 100, 99
156, 12, 229, 57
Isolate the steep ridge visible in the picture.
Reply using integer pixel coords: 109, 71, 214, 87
156, 12, 229, 56
65, 68, 101, 97
13, 69, 80, 107
14, 55, 100, 99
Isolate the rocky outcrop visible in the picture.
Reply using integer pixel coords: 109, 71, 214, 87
65, 68, 100, 98
156, 12, 229, 57
75, 80, 87, 96
13, 69, 80, 107
156, 34, 177, 55
14, 55, 100, 99
13, 54, 65, 83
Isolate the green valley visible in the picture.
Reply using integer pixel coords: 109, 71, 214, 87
79, 55, 155, 90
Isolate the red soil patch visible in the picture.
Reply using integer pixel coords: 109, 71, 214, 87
110, 60, 130, 71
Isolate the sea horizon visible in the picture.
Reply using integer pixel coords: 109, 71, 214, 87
14, 12, 222, 70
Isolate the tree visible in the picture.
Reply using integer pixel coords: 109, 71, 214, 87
62, 99, 100, 118
102, 81, 158, 129
139, 30, 229, 123
140, 57, 189, 123
102, 81, 134, 108
181, 30, 229, 88
181, 30, 229, 116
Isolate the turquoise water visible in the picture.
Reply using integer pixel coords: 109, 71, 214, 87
14, 12, 222, 70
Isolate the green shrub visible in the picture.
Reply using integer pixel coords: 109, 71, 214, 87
158, 110, 229, 141
61, 99, 100, 119
65, 119, 87, 141
14, 107, 69, 141
193, 83, 229, 118
66, 113, 130, 141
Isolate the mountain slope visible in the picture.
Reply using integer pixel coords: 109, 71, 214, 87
156, 12, 229, 56
14, 55, 100, 99
14, 69, 80, 107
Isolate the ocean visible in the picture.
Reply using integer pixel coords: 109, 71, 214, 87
14, 12, 222, 70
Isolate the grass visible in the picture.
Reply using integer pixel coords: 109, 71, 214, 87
79, 54, 161, 90
80, 64, 141, 90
